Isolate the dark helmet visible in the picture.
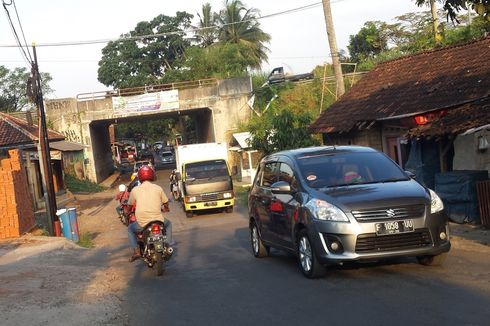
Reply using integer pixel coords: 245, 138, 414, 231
138, 165, 155, 182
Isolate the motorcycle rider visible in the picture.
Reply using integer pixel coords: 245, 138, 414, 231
127, 165, 173, 262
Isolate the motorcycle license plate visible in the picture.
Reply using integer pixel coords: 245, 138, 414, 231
375, 220, 414, 236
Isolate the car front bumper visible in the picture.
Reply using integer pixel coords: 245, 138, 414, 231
308, 211, 451, 265
184, 198, 235, 211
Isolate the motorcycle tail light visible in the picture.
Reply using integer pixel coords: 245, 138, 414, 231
151, 224, 161, 234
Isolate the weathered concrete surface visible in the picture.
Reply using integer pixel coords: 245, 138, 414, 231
45, 77, 252, 183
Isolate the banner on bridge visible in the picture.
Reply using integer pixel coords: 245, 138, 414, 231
112, 90, 179, 115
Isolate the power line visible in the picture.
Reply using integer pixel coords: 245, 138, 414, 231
2, 0, 32, 66
12, 0, 33, 62
0, 1, 343, 48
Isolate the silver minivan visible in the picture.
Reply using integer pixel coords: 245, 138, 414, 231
248, 146, 451, 278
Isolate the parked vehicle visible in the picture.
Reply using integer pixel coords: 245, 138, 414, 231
248, 146, 451, 278
173, 143, 234, 217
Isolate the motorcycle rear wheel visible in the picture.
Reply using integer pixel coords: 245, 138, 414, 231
155, 252, 165, 276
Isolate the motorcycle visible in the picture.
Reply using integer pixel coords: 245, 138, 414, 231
133, 203, 173, 276
115, 178, 141, 225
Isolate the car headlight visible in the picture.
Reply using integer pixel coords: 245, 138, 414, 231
223, 192, 233, 199
429, 189, 444, 213
186, 196, 197, 203
305, 199, 349, 222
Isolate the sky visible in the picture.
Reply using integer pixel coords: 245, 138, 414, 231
0, 0, 428, 98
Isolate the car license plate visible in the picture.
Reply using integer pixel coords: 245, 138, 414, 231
375, 220, 414, 236
204, 201, 217, 207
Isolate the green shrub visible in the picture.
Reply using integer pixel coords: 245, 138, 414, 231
65, 174, 105, 193
77, 232, 94, 248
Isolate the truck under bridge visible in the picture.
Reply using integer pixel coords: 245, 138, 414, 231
45, 77, 253, 183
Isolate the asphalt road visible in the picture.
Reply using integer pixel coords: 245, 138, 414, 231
120, 169, 490, 326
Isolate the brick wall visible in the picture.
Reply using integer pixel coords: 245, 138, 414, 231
0, 149, 35, 239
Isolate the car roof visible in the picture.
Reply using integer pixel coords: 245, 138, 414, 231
263, 146, 378, 162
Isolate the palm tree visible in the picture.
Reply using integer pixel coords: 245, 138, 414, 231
216, 0, 271, 68
196, 3, 217, 47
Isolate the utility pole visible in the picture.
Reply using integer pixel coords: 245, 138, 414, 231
322, 0, 345, 99
31, 43, 57, 235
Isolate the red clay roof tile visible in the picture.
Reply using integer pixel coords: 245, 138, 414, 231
0, 113, 64, 147
310, 37, 490, 134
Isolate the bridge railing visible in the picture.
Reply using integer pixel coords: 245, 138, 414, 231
76, 78, 219, 102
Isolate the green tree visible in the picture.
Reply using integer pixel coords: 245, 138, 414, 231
196, 3, 217, 47
442, 0, 490, 22
97, 12, 193, 89
247, 109, 319, 156
0, 66, 53, 112
116, 118, 176, 143
347, 21, 389, 62
168, 43, 256, 81
216, 0, 271, 69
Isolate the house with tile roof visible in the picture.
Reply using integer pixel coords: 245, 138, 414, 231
0, 112, 84, 210
309, 37, 490, 224
310, 36, 489, 180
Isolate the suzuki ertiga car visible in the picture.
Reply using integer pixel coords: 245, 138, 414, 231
248, 146, 451, 278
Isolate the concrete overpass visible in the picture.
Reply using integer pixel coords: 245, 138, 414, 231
45, 77, 253, 183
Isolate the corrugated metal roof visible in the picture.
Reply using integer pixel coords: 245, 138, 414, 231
49, 141, 87, 151
233, 132, 252, 149
310, 36, 490, 134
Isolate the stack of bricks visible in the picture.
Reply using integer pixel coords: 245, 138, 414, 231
0, 149, 35, 239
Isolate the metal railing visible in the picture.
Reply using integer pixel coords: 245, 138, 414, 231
76, 78, 219, 101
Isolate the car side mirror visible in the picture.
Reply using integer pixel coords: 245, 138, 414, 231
405, 170, 416, 179
270, 181, 291, 194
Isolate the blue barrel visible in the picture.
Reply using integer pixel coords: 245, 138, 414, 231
56, 208, 80, 242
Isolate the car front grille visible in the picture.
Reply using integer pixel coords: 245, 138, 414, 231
200, 193, 222, 202
352, 204, 425, 222
355, 229, 432, 253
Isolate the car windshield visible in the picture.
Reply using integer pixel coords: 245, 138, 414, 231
162, 152, 173, 158
297, 151, 409, 188
186, 160, 229, 180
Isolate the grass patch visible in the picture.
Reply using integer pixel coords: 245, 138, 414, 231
77, 232, 94, 248
65, 174, 105, 193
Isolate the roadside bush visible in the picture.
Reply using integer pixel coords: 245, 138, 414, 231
65, 174, 105, 193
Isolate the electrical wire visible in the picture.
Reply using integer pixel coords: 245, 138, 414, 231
12, 0, 33, 62
0, 1, 342, 48
2, 0, 32, 67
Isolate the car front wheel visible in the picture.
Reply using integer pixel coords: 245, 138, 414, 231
297, 230, 326, 278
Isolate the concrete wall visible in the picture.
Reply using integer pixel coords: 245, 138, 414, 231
453, 129, 490, 172
0, 150, 35, 239
45, 77, 253, 183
